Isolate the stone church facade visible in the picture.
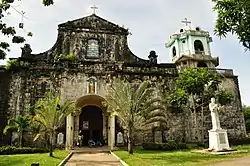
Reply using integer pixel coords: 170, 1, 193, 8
0, 14, 246, 148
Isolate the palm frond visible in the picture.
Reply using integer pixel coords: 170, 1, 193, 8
3, 125, 17, 135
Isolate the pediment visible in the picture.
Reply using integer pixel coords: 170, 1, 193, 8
58, 14, 129, 35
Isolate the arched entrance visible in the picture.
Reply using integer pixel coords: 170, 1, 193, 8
66, 94, 116, 150
75, 94, 107, 147
79, 106, 103, 145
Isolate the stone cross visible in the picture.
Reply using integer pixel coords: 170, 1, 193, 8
91, 5, 98, 14
181, 18, 191, 26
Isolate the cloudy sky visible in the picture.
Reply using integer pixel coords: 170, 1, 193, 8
1, 0, 250, 105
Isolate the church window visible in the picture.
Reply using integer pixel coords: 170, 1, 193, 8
172, 46, 176, 57
87, 77, 97, 94
86, 39, 99, 59
194, 40, 204, 54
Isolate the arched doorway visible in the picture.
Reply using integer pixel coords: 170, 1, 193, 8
74, 94, 108, 147
66, 94, 116, 150
79, 106, 103, 145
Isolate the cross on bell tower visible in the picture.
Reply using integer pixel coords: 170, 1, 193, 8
90, 5, 98, 15
181, 18, 191, 27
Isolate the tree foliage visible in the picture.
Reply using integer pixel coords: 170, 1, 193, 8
243, 105, 250, 132
166, 88, 188, 113
5, 58, 27, 69
0, 0, 54, 59
176, 68, 222, 95
33, 92, 76, 157
3, 115, 31, 147
212, 0, 250, 50
167, 67, 233, 113
105, 78, 166, 154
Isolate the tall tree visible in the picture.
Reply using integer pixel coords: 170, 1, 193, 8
33, 92, 76, 157
105, 78, 166, 154
212, 0, 250, 51
0, 0, 54, 59
167, 67, 233, 141
3, 115, 30, 147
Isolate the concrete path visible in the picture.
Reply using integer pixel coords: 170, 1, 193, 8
65, 152, 122, 166
209, 155, 250, 166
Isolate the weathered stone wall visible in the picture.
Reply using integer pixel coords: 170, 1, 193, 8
159, 76, 246, 144
3, 63, 246, 146
0, 68, 11, 145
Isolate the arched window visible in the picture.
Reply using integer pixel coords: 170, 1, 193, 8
86, 39, 99, 59
172, 46, 176, 57
194, 40, 204, 54
87, 77, 97, 94
197, 62, 208, 68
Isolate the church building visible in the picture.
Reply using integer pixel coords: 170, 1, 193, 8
0, 13, 246, 149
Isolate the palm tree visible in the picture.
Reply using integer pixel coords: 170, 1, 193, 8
3, 115, 31, 147
105, 78, 166, 154
33, 92, 77, 157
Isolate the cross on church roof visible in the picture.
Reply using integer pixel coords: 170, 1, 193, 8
181, 18, 191, 26
90, 5, 98, 14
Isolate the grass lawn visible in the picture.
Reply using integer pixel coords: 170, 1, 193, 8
0, 150, 70, 166
114, 145, 250, 166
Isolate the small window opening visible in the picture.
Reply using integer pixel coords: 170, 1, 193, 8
194, 40, 204, 54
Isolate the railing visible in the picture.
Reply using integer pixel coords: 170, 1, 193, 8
208, 68, 234, 76
178, 67, 234, 76
195, 50, 204, 55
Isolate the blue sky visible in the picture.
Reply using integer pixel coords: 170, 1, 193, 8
1, 0, 250, 105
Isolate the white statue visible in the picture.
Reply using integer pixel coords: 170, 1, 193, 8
209, 98, 221, 130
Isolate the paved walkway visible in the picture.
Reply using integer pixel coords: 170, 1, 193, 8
65, 147, 122, 166
209, 155, 250, 166
65, 152, 122, 166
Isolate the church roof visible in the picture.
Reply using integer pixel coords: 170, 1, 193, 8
58, 14, 129, 35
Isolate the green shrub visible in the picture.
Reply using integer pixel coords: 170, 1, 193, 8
0, 146, 49, 155
229, 137, 250, 145
142, 142, 206, 151
143, 142, 187, 151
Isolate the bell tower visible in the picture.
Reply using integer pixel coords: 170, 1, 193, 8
165, 18, 219, 68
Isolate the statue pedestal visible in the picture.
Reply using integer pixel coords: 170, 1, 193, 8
208, 129, 231, 152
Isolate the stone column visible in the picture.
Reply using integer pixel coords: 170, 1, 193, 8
108, 113, 115, 150
74, 116, 79, 142
103, 113, 107, 143
66, 113, 74, 150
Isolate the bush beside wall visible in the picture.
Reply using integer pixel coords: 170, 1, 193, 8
0, 146, 49, 155
142, 142, 206, 151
